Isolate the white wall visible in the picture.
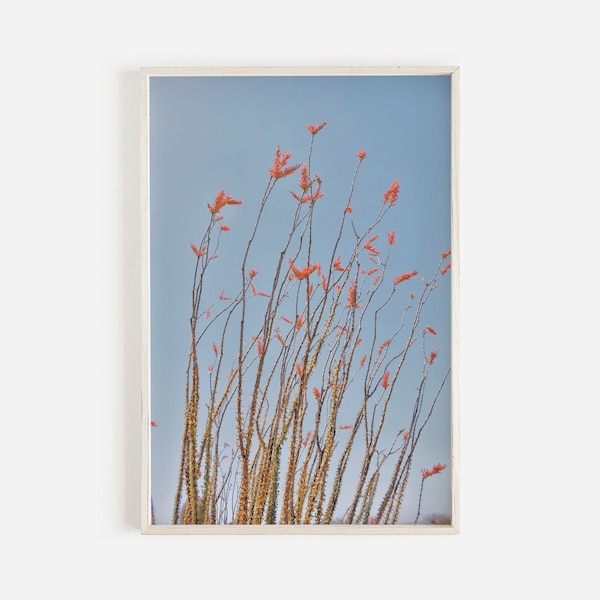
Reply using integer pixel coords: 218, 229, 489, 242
1, 2, 598, 598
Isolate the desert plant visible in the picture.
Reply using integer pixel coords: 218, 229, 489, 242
171, 121, 451, 525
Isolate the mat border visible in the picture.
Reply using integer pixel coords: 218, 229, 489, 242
140, 66, 460, 535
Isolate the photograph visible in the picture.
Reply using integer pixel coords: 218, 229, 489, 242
142, 68, 458, 532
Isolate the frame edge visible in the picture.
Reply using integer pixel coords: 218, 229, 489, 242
139, 66, 461, 535
140, 68, 152, 533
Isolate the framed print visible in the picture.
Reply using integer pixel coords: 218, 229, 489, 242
141, 66, 459, 534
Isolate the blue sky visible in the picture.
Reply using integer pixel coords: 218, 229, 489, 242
149, 74, 453, 525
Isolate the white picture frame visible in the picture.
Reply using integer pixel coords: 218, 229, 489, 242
141, 66, 459, 535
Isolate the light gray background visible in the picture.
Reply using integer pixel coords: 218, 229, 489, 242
1, 1, 598, 598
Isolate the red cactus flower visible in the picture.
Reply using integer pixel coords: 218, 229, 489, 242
382, 179, 400, 205
394, 271, 418, 284
299, 164, 311, 191
422, 463, 446, 479
333, 255, 348, 272
289, 258, 320, 280
269, 146, 300, 179
190, 243, 205, 257
292, 165, 323, 202
378, 339, 391, 355
307, 121, 327, 135
381, 371, 390, 389
346, 279, 362, 309
207, 190, 243, 215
